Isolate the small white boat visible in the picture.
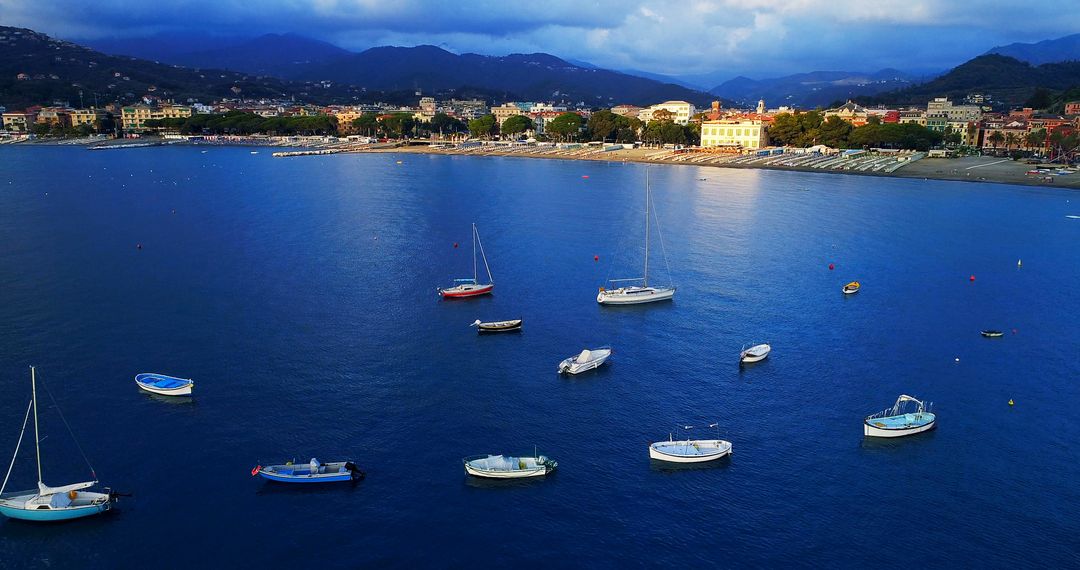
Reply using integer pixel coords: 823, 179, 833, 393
842, 281, 860, 294
135, 373, 193, 396
463, 452, 556, 479
864, 395, 936, 438
740, 343, 771, 364
558, 347, 612, 374
471, 318, 522, 333
649, 424, 732, 464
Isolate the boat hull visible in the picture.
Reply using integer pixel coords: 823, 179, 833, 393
135, 373, 193, 396
558, 350, 611, 374
256, 461, 362, 483
0, 496, 111, 522
257, 471, 354, 483
597, 286, 675, 305
463, 455, 556, 479
740, 345, 771, 363
463, 464, 550, 479
863, 417, 936, 438
649, 440, 732, 463
476, 319, 522, 333
439, 284, 494, 298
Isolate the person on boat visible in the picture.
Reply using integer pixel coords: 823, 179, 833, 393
310, 458, 320, 475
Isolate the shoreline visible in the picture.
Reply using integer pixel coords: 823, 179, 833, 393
361, 145, 1080, 190
7, 136, 1076, 189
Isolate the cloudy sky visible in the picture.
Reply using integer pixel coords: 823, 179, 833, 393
2, 0, 1077, 82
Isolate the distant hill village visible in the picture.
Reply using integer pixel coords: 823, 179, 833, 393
2, 91, 1079, 160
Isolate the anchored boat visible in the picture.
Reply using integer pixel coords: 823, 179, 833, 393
980, 330, 1004, 338
135, 373, 193, 396
740, 343, 771, 364
439, 223, 494, 298
471, 319, 522, 333
597, 169, 676, 305
558, 347, 612, 374
463, 451, 556, 479
252, 458, 364, 483
649, 424, 732, 464
0, 367, 118, 522
843, 281, 860, 294
864, 395, 936, 438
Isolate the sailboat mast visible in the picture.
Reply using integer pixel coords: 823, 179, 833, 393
474, 224, 494, 284
31, 366, 42, 485
643, 170, 650, 287
472, 223, 478, 283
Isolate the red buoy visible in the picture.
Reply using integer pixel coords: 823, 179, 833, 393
828, 263, 834, 270
969, 274, 975, 281
594, 255, 599, 262
453, 242, 459, 248
582, 175, 589, 179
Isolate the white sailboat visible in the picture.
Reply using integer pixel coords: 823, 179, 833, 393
597, 170, 676, 305
439, 223, 495, 298
0, 367, 116, 522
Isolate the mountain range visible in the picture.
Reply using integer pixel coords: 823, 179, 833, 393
858, 54, 1080, 108
709, 69, 919, 108
985, 33, 1080, 65
81, 33, 715, 107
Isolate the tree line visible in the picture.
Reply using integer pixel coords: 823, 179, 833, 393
768, 111, 945, 151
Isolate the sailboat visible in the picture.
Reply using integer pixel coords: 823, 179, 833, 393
439, 223, 494, 298
0, 367, 116, 522
597, 170, 676, 305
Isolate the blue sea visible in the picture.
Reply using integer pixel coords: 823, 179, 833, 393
0, 146, 1077, 567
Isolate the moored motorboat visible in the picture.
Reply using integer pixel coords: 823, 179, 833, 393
135, 373, 193, 396
0, 367, 118, 522
842, 281, 860, 294
864, 395, 936, 438
649, 424, 732, 464
439, 223, 494, 299
558, 347, 612, 374
463, 452, 556, 479
980, 330, 1004, 338
471, 318, 522, 333
740, 343, 771, 364
252, 458, 364, 483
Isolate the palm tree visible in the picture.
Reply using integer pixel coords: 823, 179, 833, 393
1025, 129, 1047, 150
987, 130, 1004, 149
1004, 132, 1017, 150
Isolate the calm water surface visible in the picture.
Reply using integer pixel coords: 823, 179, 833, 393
0, 146, 1077, 567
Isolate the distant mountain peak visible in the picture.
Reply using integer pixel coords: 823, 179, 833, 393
985, 33, 1080, 65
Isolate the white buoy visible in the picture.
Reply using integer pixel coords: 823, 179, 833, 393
1017, 259, 1022, 267
955, 357, 960, 363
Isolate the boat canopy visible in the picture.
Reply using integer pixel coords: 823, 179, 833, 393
453, 278, 477, 284
577, 350, 592, 363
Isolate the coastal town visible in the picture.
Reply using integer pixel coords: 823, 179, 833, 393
3, 92, 1077, 185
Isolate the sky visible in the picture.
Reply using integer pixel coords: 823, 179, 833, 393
2, 0, 1078, 84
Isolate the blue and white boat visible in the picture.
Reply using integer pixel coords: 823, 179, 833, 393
135, 373, 193, 396
252, 458, 364, 483
864, 395, 936, 438
0, 367, 116, 522
649, 424, 732, 463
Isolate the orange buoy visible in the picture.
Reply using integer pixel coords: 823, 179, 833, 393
828, 263, 834, 270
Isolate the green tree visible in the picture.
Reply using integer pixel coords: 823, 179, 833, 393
1025, 128, 1047, 149
988, 131, 1004, 149
1004, 132, 1018, 150
546, 112, 583, 142
587, 110, 620, 141
431, 112, 465, 135
1025, 88, 1053, 110
818, 115, 852, 148
380, 113, 415, 139
501, 114, 534, 138
352, 113, 379, 136
768, 112, 802, 146
468, 114, 498, 139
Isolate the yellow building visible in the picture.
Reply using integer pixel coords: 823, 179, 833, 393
2, 112, 36, 132
700, 119, 768, 149
71, 108, 106, 128
333, 110, 364, 134
121, 104, 193, 131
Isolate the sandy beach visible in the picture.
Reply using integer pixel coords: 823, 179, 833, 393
362, 145, 1080, 190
